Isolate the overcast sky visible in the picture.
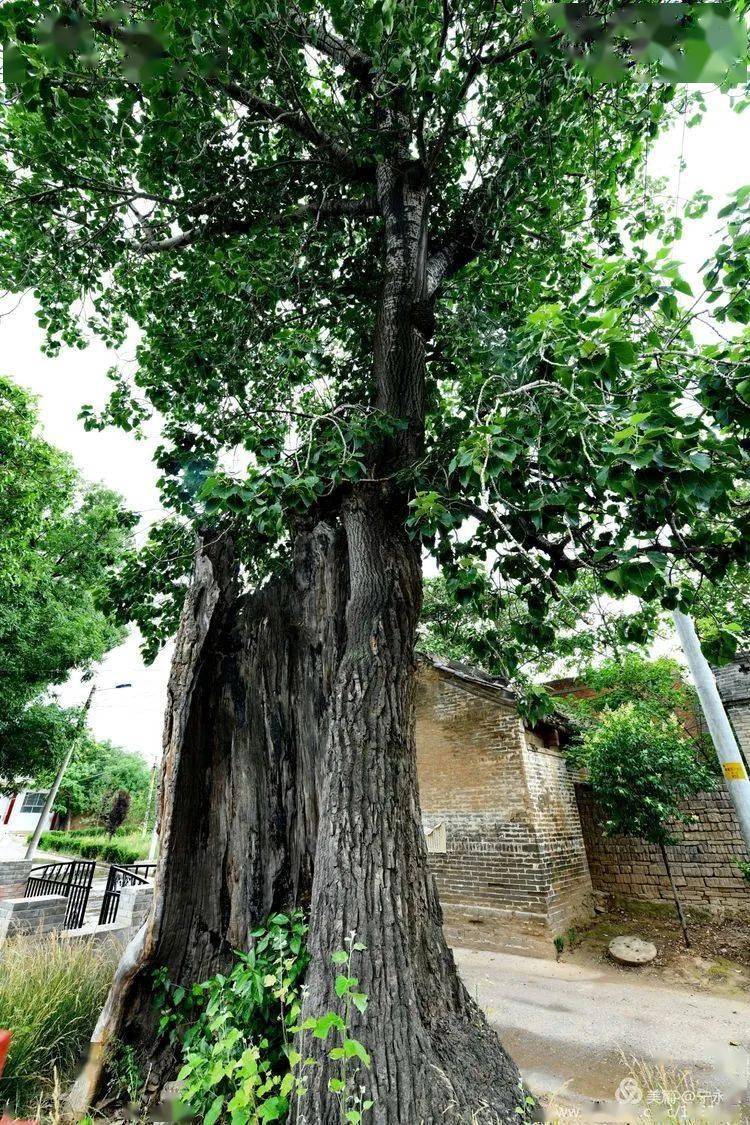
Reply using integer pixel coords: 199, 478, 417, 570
2, 88, 748, 763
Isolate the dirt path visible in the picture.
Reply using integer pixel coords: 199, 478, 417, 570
455, 946, 750, 1121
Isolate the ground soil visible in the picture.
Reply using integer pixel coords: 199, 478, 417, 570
561, 900, 750, 1001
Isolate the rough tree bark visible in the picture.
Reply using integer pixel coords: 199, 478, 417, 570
296, 492, 522, 1124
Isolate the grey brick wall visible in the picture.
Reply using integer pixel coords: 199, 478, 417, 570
0, 894, 68, 945
0, 859, 33, 900
576, 784, 750, 915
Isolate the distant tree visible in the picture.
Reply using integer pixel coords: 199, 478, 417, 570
34, 734, 151, 830
104, 789, 131, 838
0, 377, 137, 791
571, 702, 715, 946
565, 653, 715, 768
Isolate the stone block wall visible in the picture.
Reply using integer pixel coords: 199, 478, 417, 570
0, 894, 68, 945
416, 660, 593, 933
576, 784, 750, 915
0, 859, 33, 901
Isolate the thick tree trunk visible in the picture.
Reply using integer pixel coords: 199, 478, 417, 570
68, 521, 348, 1113
295, 491, 522, 1124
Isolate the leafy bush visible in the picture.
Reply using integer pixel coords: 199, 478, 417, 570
571, 702, 715, 844
36, 829, 148, 863
737, 859, 750, 884
564, 654, 716, 770
0, 934, 117, 1113
158, 915, 372, 1124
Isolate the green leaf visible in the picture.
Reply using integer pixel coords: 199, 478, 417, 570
343, 1038, 371, 1068
203, 1096, 225, 1125
335, 974, 358, 997
257, 1095, 289, 1121
351, 992, 368, 1014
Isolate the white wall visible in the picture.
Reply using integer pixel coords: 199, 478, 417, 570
0, 790, 53, 834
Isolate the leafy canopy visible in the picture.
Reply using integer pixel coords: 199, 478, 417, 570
419, 572, 662, 682
1, 2, 749, 660
0, 376, 136, 788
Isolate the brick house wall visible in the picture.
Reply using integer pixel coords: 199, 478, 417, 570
714, 653, 750, 769
522, 740, 593, 930
415, 659, 593, 934
576, 784, 750, 915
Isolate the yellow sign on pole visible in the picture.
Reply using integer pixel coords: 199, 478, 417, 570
723, 761, 748, 781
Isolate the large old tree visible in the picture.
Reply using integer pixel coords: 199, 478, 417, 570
2, 2, 750, 1120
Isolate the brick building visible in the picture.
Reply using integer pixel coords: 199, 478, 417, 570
415, 656, 750, 933
415, 656, 594, 936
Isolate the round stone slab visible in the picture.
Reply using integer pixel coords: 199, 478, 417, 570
608, 935, 657, 965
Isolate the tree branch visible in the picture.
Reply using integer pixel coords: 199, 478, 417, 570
212, 79, 375, 182
285, 6, 374, 88
136, 194, 378, 254
86, 13, 375, 183
427, 30, 561, 169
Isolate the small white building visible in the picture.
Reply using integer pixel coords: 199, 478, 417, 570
0, 789, 54, 834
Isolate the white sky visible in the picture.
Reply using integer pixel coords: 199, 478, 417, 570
1, 88, 748, 762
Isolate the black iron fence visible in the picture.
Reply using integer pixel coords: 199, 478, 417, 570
25, 859, 95, 930
98, 862, 156, 926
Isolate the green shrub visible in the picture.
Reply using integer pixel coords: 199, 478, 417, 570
737, 859, 750, 883
35, 829, 148, 863
158, 915, 373, 1124
0, 934, 117, 1113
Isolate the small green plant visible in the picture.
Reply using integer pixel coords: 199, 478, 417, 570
110, 1042, 146, 1107
166, 911, 309, 1123
553, 935, 565, 959
736, 858, 750, 883
570, 701, 715, 947
513, 1088, 538, 1120
295, 930, 373, 1123
159, 916, 373, 1124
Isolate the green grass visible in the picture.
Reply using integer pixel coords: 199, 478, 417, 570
0, 934, 118, 1114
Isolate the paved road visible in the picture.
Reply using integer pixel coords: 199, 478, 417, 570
455, 947, 750, 1116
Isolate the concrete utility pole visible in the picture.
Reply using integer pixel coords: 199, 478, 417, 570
25, 683, 97, 860
673, 609, 750, 853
